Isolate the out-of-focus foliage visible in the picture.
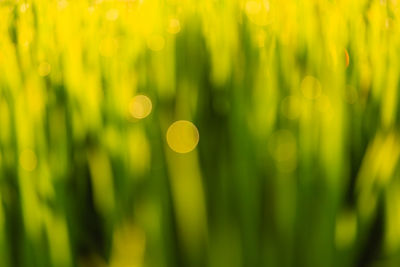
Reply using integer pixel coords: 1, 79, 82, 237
1, 0, 400, 266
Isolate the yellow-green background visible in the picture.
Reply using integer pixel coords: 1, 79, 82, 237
1, 0, 400, 266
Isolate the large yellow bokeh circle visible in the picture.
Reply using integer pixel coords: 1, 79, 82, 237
166, 120, 199, 153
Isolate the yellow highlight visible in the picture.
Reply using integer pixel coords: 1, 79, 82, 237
301, 76, 322, 100
129, 95, 152, 119
20, 3, 29, 13
147, 35, 165, 51
38, 62, 51, 77
19, 149, 37, 171
106, 9, 119, 21
168, 18, 181, 34
167, 120, 199, 153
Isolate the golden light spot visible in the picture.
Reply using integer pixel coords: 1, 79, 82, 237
281, 95, 302, 120
345, 49, 350, 68
106, 9, 119, 21
301, 76, 322, 100
129, 95, 152, 119
20, 3, 29, 13
167, 120, 199, 154
335, 209, 357, 249
167, 18, 181, 34
38, 62, 51, 77
147, 35, 165, 51
19, 149, 37, 171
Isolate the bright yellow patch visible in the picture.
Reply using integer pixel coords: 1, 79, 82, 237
129, 95, 152, 119
168, 18, 181, 34
167, 120, 199, 153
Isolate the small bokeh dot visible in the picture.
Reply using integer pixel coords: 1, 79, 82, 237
129, 95, 152, 119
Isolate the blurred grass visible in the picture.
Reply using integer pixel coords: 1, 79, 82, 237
1, 0, 400, 266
